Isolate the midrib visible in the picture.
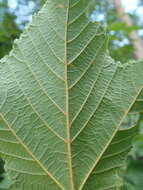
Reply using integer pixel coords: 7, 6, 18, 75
64, 1, 75, 190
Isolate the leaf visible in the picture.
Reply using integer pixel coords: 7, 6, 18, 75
0, 173, 11, 190
131, 90, 143, 113
0, 0, 143, 190
129, 113, 143, 158
122, 156, 143, 190
109, 22, 141, 33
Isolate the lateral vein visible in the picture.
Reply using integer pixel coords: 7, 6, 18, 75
0, 113, 65, 190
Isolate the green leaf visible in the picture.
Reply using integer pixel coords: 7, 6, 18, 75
0, 173, 11, 190
131, 90, 143, 113
0, 0, 143, 190
123, 156, 143, 190
109, 22, 141, 33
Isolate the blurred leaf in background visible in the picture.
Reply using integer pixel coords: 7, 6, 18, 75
0, 0, 48, 59
0, 0, 21, 58
0, 159, 4, 182
90, 0, 143, 62
121, 113, 143, 190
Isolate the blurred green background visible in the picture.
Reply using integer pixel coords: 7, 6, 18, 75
0, 0, 143, 189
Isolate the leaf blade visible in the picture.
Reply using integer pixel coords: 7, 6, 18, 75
0, 0, 143, 190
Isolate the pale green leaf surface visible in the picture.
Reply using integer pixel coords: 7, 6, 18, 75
0, 0, 143, 190
120, 112, 140, 130
131, 90, 143, 113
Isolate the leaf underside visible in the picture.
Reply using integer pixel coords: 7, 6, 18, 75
0, 0, 143, 190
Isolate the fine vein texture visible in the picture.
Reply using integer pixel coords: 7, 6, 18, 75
0, 0, 143, 190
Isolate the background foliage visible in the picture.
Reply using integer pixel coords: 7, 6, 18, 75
0, 0, 143, 189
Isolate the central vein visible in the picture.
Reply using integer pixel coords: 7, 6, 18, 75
64, 1, 75, 190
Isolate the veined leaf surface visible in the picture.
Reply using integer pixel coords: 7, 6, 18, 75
0, 0, 143, 190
